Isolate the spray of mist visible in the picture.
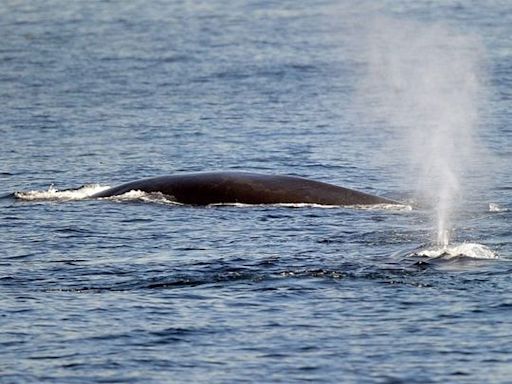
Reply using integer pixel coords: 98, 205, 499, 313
358, 18, 487, 246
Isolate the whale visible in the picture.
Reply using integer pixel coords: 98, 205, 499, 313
91, 172, 399, 206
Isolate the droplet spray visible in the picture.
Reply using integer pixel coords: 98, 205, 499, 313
358, 18, 486, 246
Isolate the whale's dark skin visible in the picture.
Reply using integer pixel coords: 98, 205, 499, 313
92, 172, 399, 206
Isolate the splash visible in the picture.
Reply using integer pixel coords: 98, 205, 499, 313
358, 18, 487, 246
14, 185, 182, 205
106, 190, 182, 205
14, 184, 110, 201
415, 243, 497, 260
489, 203, 508, 212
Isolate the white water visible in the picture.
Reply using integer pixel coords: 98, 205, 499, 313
489, 203, 508, 212
14, 185, 182, 205
416, 242, 497, 260
14, 184, 110, 201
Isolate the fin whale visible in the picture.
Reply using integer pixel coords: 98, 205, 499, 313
91, 172, 399, 206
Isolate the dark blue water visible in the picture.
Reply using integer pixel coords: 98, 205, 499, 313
1, 1, 512, 383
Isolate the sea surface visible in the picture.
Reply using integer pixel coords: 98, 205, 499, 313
1, 1, 511, 383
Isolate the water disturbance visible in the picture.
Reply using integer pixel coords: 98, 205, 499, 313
358, 17, 489, 248
1, 1, 511, 383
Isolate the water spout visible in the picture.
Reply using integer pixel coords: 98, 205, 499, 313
358, 17, 486, 246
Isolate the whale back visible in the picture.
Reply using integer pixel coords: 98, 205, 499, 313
92, 172, 397, 206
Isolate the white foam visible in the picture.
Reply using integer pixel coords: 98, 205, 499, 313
210, 202, 345, 208
489, 203, 508, 212
14, 184, 110, 201
105, 190, 182, 205
207, 202, 409, 210
348, 203, 412, 211
416, 243, 497, 260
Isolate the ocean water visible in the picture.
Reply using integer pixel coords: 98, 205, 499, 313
1, 1, 512, 383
